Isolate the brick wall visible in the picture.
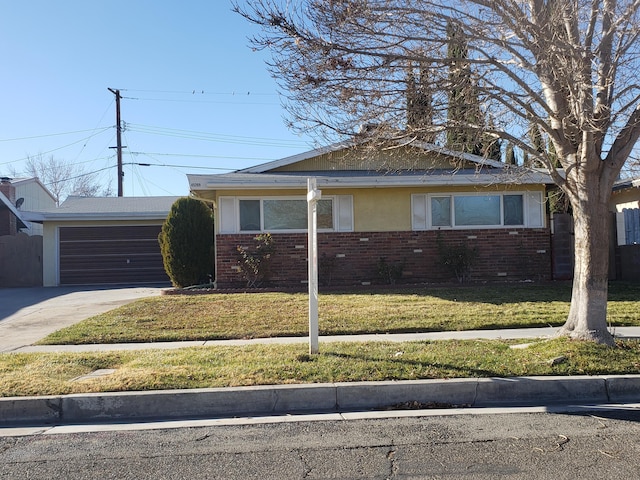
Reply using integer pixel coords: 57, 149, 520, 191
216, 228, 552, 288
0, 180, 17, 237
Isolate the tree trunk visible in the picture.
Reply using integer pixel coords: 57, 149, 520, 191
557, 197, 615, 346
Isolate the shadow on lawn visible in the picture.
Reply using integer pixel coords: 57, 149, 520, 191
324, 351, 502, 379
320, 281, 639, 305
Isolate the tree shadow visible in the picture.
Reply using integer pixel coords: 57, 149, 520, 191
320, 281, 639, 305
324, 350, 500, 378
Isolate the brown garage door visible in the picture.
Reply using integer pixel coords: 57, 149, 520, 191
59, 225, 169, 285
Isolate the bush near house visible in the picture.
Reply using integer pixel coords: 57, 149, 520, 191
158, 197, 214, 288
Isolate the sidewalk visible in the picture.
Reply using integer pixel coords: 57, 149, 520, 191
8, 326, 640, 353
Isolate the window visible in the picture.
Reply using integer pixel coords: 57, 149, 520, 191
219, 196, 353, 233
454, 195, 501, 226
412, 191, 544, 230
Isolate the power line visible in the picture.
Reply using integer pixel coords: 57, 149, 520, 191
129, 151, 275, 161
122, 88, 278, 96
125, 162, 235, 171
126, 123, 309, 148
0, 129, 115, 167
0, 126, 111, 143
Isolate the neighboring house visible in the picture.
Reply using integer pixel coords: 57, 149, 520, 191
29, 196, 180, 286
612, 176, 640, 246
611, 176, 640, 281
188, 142, 554, 288
11, 177, 57, 235
0, 178, 29, 236
0, 178, 42, 287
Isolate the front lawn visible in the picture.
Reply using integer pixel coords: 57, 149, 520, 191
37, 282, 640, 345
3, 338, 640, 397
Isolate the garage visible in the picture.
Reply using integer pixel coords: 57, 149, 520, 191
58, 225, 168, 285
38, 196, 180, 286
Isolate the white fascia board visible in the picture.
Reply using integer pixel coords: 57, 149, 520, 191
20, 211, 46, 223
198, 173, 551, 190
38, 212, 168, 222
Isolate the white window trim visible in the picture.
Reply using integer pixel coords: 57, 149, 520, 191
412, 191, 545, 230
218, 195, 354, 234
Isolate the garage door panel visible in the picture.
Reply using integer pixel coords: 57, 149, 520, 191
59, 225, 162, 241
59, 225, 170, 285
60, 267, 168, 285
60, 254, 163, 270
59, 240, 162, 256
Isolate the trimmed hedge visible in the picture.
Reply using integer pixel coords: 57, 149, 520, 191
158, 197, 214, 288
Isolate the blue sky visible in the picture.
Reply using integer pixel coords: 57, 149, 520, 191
0, 1, 315, 198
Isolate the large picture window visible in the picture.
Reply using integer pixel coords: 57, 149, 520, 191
219, 195, 353, 233
412, 192, 543, 230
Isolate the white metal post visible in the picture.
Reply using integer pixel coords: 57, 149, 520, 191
307, 178, 320, 354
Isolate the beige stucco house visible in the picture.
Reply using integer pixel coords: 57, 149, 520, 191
189, 141, 555, 288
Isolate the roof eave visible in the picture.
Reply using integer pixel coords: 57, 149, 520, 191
37, 212, 169, 222
198, 175, 553, 191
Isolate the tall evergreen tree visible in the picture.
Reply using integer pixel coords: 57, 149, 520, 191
406, 61, 437, 143
445, 22, 498, 159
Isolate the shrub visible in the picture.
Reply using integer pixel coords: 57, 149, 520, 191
376, 257, 404, 284
436, 233, 478, 283
236, 233, 275, 287
158, 197, 214, 288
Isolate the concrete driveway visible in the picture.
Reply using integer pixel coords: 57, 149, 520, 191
0, 286, 163, 352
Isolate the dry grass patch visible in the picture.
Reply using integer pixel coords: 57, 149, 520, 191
3, 338, 640, 397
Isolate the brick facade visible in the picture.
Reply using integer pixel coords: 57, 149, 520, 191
216, 228, 552, 288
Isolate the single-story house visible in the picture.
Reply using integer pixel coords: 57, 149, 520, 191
188, 141, 554, 288
27, 196, 179, 286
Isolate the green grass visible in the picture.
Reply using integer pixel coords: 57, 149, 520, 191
2, 338, 640, 397
38, 283, 640, 345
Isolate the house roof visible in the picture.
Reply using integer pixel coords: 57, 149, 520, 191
24, 196, 181, 222
237, 140, 508, 174
188, 141, 554, 191
613, 176, 640, 192
188, 169, 553, 191
0, 191, 29, 230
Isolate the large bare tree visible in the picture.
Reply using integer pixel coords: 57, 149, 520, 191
235, 0, 640, 345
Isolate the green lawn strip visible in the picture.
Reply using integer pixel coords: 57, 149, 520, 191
37, 283, 640, 345
2, 338, 640, 397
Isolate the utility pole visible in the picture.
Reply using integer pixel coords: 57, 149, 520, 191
108, 88, 124, 197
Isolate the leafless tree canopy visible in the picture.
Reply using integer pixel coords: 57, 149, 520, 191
22, 154, 112, 206
236, 0, 640, 180
236, 0, 640, 345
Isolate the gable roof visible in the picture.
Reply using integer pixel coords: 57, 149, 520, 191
238, 140, 507, 173
24, 196, 181, 222
188, 141, 553, 192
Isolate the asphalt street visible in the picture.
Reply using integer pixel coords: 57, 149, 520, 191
2, 408, 640, 479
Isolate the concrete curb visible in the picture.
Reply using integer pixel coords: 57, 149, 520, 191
2, 375, 640, 427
